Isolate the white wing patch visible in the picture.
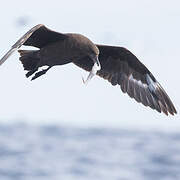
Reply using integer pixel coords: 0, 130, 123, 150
128, 73, 148, 89
122, 72, 161, 110
146, 74, 158, 92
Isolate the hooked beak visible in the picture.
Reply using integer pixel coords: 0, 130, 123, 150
82, 55, 101, 85
93, 55, 101, 70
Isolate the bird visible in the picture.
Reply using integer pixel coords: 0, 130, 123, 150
0, 24, 177, 116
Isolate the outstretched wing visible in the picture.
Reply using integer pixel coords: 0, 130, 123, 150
0, 24, 68, 66
74, 44, 177, 115
23, 24, 67, 48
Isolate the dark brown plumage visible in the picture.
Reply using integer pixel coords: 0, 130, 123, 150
0, 24, 177, 115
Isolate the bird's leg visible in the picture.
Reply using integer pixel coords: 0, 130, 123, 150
26, 68, 39, 78
31, 66, 51, 80
82, 57, 101, 85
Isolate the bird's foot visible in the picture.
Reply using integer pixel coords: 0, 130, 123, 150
31, 66, 51, 80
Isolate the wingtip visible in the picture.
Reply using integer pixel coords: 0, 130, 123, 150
158, 90, 177, 116
163, 110, 177, 116
33, 24, 44, 28
145, 74, 177, 116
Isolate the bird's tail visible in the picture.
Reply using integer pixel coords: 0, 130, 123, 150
18, 50, 40, 71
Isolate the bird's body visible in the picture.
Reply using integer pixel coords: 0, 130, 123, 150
18, 31, 100, 78
0, 24, 177, 115
39, 33, 99, 66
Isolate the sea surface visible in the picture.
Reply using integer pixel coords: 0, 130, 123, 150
0, 123, 179, 180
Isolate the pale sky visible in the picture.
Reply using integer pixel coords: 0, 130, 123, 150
0, 0, 179, 130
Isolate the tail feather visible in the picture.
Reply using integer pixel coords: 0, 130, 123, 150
18, 50, 51, 80
18, 50, 40, 71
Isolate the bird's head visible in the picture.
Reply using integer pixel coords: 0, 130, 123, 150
68, 33, 101, 70
86, 42, 101, 71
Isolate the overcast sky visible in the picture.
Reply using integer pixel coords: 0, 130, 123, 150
0, 0, 179, 130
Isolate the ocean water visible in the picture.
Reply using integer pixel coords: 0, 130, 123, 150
0, 123, 179, 180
